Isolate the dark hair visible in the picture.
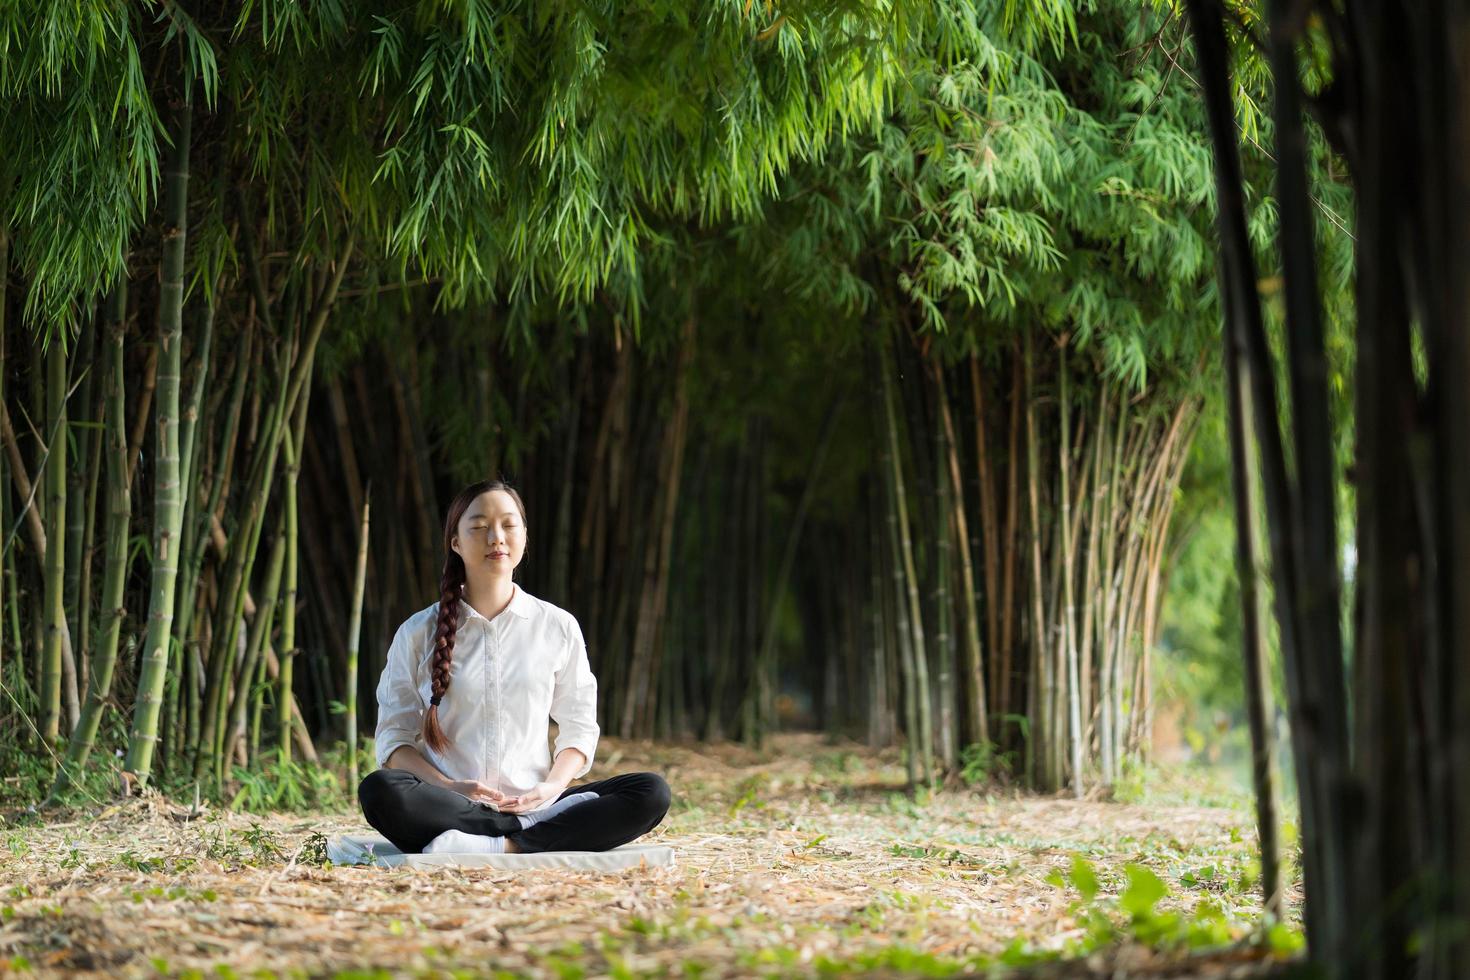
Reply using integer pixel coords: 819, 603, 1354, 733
422, 479, 528, 753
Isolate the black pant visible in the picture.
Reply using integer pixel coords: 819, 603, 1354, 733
358, 768, 671, 855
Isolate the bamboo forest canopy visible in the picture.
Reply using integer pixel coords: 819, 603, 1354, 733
0, 0, 1352, 807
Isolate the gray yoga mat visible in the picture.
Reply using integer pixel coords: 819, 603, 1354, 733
327, 833, 675, 870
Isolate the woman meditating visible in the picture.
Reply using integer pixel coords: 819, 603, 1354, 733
358, 479, 671, 855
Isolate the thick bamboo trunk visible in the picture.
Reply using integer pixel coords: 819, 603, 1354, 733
123, 95, 191, 787
1423, 8, 1470, 972
1187, 0, 1351, 960
0, 233, 6, 690
1341, 8, 1421, 976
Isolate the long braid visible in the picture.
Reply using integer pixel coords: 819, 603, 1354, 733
422, 556, 465, 753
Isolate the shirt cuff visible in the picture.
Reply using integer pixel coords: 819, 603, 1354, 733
374, 731, 420, 769
553, 734, 598, 780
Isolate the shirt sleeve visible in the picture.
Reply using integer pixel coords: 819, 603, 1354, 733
550, 616, 599, 779
374, 620, 425, 768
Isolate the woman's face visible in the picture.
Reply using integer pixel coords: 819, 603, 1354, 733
451, 489, 526, 575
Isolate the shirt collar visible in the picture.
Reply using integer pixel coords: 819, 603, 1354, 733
458, 584, 533, 623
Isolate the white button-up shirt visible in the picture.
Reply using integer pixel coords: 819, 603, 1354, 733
373, 585, 600, 799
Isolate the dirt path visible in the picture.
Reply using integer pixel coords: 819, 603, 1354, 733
0, 735, 1298, 977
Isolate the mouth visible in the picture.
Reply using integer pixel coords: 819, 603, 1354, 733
487, 551, 509, 560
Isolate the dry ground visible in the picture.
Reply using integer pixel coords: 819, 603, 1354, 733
0, 735, 1301, 978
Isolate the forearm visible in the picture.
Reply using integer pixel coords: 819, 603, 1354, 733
385, 745, 451, 787
547, 747, 587, 788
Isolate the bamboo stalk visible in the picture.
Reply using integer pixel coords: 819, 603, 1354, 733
63, 318, 95, 688
0, 231, 6, 690
345, 492, 371, 788
277, 366, 312, 764
942, 357, 988, 747
877, 386, 919, 785
969, 354, 1001, 735
171, 325, 251, 756
122, 94, 192, 787
202, 230, 350, 780
550, 354, 585, 607
224, 533, 285, 773
1000, 348, 1022, 734
623, 318, 694, 739
866, 489, 886, 746
703, 451, 742, 741
1024, 330, 1051, 788
124, 343, 158, 491
0, 399, 81, 722
40, 334, 68, 747
1058, 337, 1083, 798
1078, 378, 1108, 754
932, 374, 957, 769
77, 357, 105, 683
326, 378, 364, 536
298, 445, 349, 667
1186, 0, 1349, 958
387, 362, 435, 592
880, 332, 933, 786
198, 335, 291, 781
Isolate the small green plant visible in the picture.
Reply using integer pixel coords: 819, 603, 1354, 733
238, 822, 285, 862
197, 821, 286, 867
958, 739, 1016, 786
1056, 856, 1306, 959
229, 752, 342, 813
812, 751, 859, 776
116, 850, 161, 873
727, 773, 769, 817
298, 831, 330, 865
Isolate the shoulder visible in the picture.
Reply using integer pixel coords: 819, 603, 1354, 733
513, 587, 582, 643
392, 603, 444, 649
